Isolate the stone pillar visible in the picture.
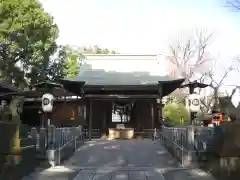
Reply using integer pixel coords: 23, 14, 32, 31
182, 126, 195, 167
9, 97, 24, 156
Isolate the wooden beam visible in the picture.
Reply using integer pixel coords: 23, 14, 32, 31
83, 94, 159, 99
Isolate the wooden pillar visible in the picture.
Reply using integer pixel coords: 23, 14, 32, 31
158, 84, 163, 125
105, 101, 112, 133
102, 109, 107, 135
89, 100, 92, 140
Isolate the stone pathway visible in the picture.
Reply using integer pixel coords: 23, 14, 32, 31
22, 139, 215, 180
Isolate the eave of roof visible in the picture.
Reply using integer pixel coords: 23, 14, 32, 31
0, 81, 20, 93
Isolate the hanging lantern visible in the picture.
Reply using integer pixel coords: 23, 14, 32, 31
188, 94, 201, 112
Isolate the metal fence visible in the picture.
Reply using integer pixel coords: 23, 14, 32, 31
0, 124, 86, 179
30, 126, 82, 148
47, 126, 85, 166
28, 126, 85, 166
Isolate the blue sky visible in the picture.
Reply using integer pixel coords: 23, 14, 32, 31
40, 0, 240, 91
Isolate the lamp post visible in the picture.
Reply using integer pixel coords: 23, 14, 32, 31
41, 93, 54, 150
38, 110, 43, 128
42, 92, 57, 166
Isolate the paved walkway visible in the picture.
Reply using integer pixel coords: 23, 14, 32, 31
22, 139, 215, 180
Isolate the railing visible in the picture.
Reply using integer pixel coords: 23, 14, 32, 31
29, 126, 85, 166
29, 126, 83, 150
47, 127, 85, 166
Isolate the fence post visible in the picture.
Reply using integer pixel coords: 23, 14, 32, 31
74, 137, 77, 150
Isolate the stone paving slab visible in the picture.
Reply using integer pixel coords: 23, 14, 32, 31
21, 139, 215, 180
73, 168, 165, 180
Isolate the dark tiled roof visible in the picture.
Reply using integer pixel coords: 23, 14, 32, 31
65, 64, 183, 86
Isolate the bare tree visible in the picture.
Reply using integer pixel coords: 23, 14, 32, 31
166, 30, 238, 113
166, 30, 213, 83
226, 0, 240, 11
199, 66, 234, 113
166, 30, 214, 106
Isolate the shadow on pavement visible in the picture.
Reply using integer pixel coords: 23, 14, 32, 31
161, 168, 215, 180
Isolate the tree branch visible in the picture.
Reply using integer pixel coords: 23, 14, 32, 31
226, 0, 240, 11
166, 30, 212, 82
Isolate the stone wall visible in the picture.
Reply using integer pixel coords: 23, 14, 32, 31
0, 122, 17, 166
0, 122, 38, 179
201, 122, 240, 180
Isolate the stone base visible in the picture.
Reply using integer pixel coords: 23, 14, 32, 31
108, 128, 134, 139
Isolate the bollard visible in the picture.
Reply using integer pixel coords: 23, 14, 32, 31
57, 148, 61, 165
46, 149, 56, 167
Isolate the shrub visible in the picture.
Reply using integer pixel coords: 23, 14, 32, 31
163, 103, 189, 126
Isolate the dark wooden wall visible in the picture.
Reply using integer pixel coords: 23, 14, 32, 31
86, 100, 112, 133
22, 100, 86, 127
130, 100, 159, 130
22, 98, 161, 131
87, 99, 160, 133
